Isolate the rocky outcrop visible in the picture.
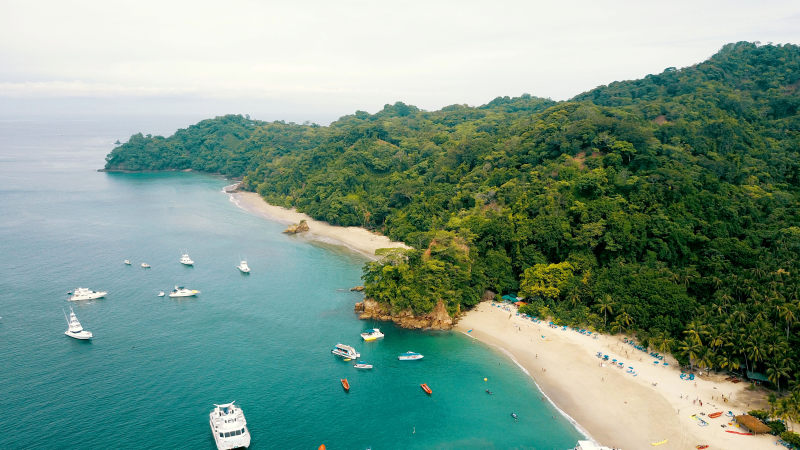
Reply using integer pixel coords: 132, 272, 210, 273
350, 285, 365, 292
354, 298, 454, 330
283, 219, 309, 234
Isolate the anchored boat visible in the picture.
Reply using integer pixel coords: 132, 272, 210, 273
360, 328, 384, 341
398, 351, 423, 361
168, 286, 199, 298
209, 401, 250, 450
68, 287, 107, 301
331, 343, 360, 359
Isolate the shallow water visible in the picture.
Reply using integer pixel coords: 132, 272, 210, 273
0, 117, 583, 449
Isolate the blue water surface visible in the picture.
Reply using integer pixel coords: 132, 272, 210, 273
0, 117, 583, 449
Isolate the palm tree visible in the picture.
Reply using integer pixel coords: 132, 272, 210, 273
678, 336, 704, 372
778, 304, 797, 340
596, 294, 614, 328
617, 311, 633, 329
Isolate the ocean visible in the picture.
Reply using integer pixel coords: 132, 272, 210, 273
0, 116, 583, 449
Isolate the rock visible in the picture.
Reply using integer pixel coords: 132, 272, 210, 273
350, 286, 365, 292
283, 219, 309, 234
354, 298, 454, 330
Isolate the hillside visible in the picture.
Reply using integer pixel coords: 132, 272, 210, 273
105, 42, 800, 390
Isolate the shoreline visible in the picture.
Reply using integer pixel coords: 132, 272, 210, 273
225, 189, 410, 260
455, 302, 775, 450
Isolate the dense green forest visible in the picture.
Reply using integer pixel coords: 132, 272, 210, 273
106, 43, 800, 399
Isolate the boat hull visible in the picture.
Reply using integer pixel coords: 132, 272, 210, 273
65, 330, 92, 340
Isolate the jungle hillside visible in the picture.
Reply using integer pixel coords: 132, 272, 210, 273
105, 42, 800, 391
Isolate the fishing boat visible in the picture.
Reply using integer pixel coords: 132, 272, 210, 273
180, 253, 194, 266
360, 328, 384, 341
353, 361, 373, 369
124, 259, 131, 265
331, 343, 360, 359
68, 287, 107, 301
420, 383, 432, 395
209, 401, 250, 450
236, 260, 250, 273
168, 286, 199, 298
341, 378, 350, 392
64, 307, 92, 340
398, 351, 423, 361
141, 262, 151, 268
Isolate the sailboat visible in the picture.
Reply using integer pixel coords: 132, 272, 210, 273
64, 307, 93, 340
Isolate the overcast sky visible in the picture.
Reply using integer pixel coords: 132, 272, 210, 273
1, 0, 799, 123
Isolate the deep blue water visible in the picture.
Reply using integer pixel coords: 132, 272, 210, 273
0, 117, 583, 449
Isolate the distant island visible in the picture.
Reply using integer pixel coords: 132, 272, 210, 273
105, 42, 800, 423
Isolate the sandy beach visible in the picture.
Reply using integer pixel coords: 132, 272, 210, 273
228, 190, 410, 259
455, 302, 777, 449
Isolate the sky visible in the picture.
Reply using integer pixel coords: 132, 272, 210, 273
1, 0, 799, 124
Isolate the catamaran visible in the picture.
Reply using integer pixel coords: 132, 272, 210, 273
169, 286, 199, 298
360, 328, 384, 341
331, 343, 360, 359
68, 287, 107, 301
209, 402, 250, 450
180, 253, 194, 266
64, 307, 92, 340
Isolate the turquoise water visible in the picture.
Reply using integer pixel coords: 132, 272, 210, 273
0, 118, 583, 449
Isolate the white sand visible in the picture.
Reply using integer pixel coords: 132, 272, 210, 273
455, 302, 777, 450
228, 191, 410, 259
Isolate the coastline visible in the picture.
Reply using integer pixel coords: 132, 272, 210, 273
455, 302, 775, 450
226, 189, 410, 260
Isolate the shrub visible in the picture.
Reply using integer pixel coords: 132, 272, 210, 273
748, 409, 768, 421
781, 431, 800, 448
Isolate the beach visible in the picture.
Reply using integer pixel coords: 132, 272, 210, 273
228, 190, 410, 259
455, 302, 777, 449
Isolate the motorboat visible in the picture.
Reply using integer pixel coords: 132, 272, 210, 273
360, 328, 384, 341
157, 291, 165, 297
68, 287, 107, 301
353, 361, 373, 369
141, 262, 151, 268
398, 351, 423, 361
169, 286, 199, 298
64, 307, 92, 340
420, 383, 432, 395
180, 253, 194, 266
237, 260, 250, 273
124, 259, 131, 265
331, 343, 360, 359
341, 378, 350, 392
209, 402, 250, 450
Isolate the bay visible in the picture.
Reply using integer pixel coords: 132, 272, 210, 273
0, 117, 583, 449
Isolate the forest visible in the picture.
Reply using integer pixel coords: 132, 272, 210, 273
106, 42, 800, 403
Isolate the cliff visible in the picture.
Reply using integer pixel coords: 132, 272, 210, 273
354, 298, 453, 330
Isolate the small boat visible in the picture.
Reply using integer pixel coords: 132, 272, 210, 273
398, 351, 423, 361
68, 287, 107, 301
696, 446, 709, 449
360, 328, 384, 341
420, 383, 432, 395
650, 439, 668, 446
331, 343, 360, 359
168, 286, 199, 298
64, 307, 92, 340
511, 412, 518, 421
341, 378, 350, 392
209, 401, 250, 450
353, 361, 373, 369
141, 262, 151, 268
708, 411, 723, 418
157, 291, 165, 297
124, 259, 131, 265
180, 253, 194, 266
237, 260, 250, 273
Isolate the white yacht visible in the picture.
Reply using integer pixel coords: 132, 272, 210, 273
236, 260, 250, 273
124, 259, 131, 265
360, 328, 384, 341
209, 402, 251, 450
64, 307, 92, 340
398, 351, 424, 361
68, 287, 107, 301
354, 361, 373, 369
168, 286, 199, 298
141, 262, 151, 268
180, 253, 194, 266
331, 343, 360, 359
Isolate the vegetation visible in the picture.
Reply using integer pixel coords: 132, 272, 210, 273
106, 42, 800, 389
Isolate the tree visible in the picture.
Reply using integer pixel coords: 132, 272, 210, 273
519, 262, 575, 300
595, 294, 615, 328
